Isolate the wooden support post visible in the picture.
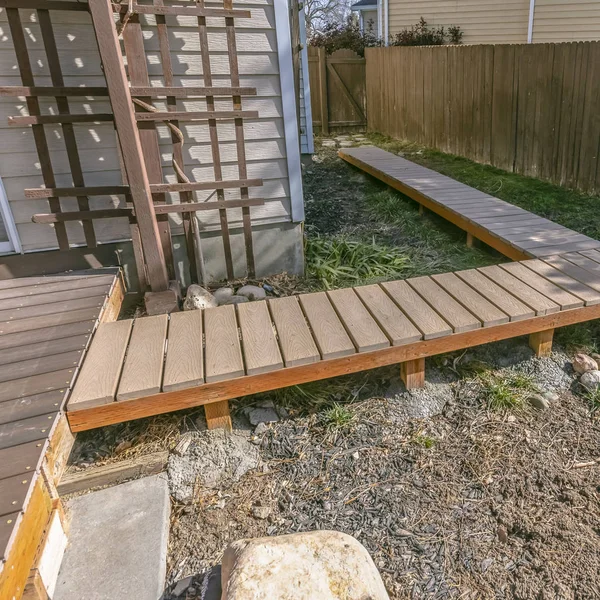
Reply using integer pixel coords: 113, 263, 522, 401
318, 47, 329, 135
204, 400, 232, 431
401, 358, 425, 390
529, 329, 554, 357
88, 0, 168, 292
418, 204, 424, 216
466, 232, 474, 248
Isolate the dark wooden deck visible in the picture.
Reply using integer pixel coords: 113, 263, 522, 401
67, 255, 600, 432
339, 146, 600, 260
0, 269, 123, 599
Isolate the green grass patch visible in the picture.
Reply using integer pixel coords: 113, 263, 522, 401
477, 371, 538, 411
366, 132, 600, 240
322, 403, 356, 430
583, 387, 600, 414
412, 433, 436, 449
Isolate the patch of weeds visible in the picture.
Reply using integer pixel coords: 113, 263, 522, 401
583, 387, 600, 414
305, 236, 409, 288
555, 323, 600, 354
322, 403, 356, 430
412, 433, 436, 449
477, 371, 538, 411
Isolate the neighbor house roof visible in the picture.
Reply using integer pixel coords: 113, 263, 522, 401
350, 0, 377, 10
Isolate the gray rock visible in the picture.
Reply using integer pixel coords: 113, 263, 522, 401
172, 576, 193, 597
183, 284, 218, 310
528, 393, 550, 410
321, 139, 336, 148
339, 140, 354, 148
167, 430, 260, 503
221, 530, 389, 600
572, 353, 598, 374
580, 370, 600, 390
251, 506, 271, 520
213, 287, 234, 305
542, 390, 559, 402
221, 295, 250, 305
248, 407, 279, 426
237, 285, 266, 301
254, 422, 268, 435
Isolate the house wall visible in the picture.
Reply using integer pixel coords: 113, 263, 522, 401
388, 0, 600, 44
0, 0, 303, 274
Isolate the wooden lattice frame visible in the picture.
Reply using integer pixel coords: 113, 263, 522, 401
0, 0, 264, 286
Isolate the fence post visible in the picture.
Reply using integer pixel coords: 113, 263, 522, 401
318, 47, 329, 135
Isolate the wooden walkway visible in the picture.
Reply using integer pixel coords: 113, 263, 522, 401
67, 255, 600, 432
339, 147, 600, 261
0, 269, 123, 599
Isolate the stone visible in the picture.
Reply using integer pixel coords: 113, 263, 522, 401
168, 430, 260, 503
497, 525, 508, 543
580, 370, 600, 391
172, 576, 194, 597
213, 287, 234, 305
237, 285, 267, 301
528, 393, 550, 410
221, 295, 250, 305
334, 135, 350, 141
145, 289, 179, 315
339, 140, 354, 147
572, 353, 598, 374
221, 530, 389, 600
542, 390, 559, 402
254, 422, 268, 435
53, 475, 170, 600
247, 407, 279, 426
321, 139, 336, 148
183, 284, 218, 310
251, 506, 271, 520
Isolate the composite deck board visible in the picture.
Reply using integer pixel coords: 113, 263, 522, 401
521, 260, 600, 305
407, 276, 481, 333
456, 270, 535, 321
0, 349, 84, 384
0, 321, 94, 352
0, 334, 90, 367
0, 413, 59, 450
0, 473, 34, 517
69, 320, 133, 408
0, 440, 45, 480
477, 265, 560, 316
238, 302, 284, 375
299, 292, 355, 360
327, 288, 390, 353
0, 275, 117, 302
204, 305, 245, 383
431, 272, 510, 326
562, 252, 600, 273
499, 262, 584, 309
542, 255, 600, 292
0, 295, 105, 323
580, 249, 600, 264
354, 284, 422, 346
0, 307, 101, 336
381, 280, 452, 339
338, 147, 600, 259
0, 284, 112, 312
163, 311, 204, 392
0, 390, 66, 426
0, 269, 120, 580
268, 297, 320, 367
117, 315, 168, 401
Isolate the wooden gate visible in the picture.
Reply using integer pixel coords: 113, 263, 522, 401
0, 0, 264, 290
308, 47, 366, 134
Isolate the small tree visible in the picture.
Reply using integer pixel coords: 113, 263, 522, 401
309, 16, 382, 57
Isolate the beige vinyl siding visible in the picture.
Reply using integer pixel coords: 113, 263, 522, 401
0, 0, 294, 253
388, 0, 530, 44
532, 0, 600, 42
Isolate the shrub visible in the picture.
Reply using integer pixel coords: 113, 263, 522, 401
389, 17, 463, 46
309, 16, 382, 57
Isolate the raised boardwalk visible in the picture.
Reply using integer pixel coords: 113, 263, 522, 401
0, 269, 123, 598
67, 255, 600, 432
339, 147, 600, 260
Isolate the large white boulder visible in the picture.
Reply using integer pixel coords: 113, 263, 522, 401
183, 285, 218, 310
221, 530, 390, 600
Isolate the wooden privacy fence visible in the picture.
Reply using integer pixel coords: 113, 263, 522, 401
308, 47, 366, 134
366, 42, 600, 193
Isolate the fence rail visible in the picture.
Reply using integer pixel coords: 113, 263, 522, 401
366, 42, 600, 193
308, 47, 366, 134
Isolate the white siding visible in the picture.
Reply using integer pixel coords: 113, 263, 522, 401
0, 0, 297, 252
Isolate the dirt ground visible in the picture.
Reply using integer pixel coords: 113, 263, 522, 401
163, 337, 600, 600
72, 136, 600, 599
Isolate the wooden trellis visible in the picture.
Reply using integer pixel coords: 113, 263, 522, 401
0, 0, 263, 289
